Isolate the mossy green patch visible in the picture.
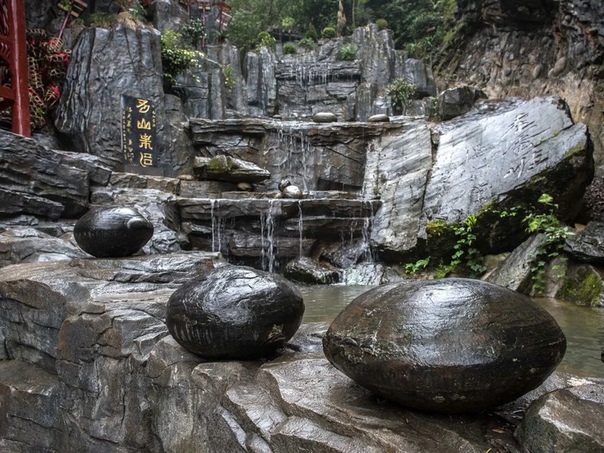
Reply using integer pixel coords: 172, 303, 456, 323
426, 219, 450, 238
558, 265, 602, 307
564, 142, 586, 159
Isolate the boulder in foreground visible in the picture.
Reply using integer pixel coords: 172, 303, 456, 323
323, 278, 566, 413
166, 265, 305, 359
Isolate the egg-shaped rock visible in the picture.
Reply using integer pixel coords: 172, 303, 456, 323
323, 278, 566, 413
167, 266, 305, 359
74, 207, 153, 258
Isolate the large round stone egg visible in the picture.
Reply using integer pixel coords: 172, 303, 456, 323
74, 207, 153, 258
322, 278, 566, 413
166, 266, 305, 359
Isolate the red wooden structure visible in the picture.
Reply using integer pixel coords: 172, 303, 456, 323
0, 0, 30, 136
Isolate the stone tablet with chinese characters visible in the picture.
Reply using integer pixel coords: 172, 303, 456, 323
121, 95, 158, 169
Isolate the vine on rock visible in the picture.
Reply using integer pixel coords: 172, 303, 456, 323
523, 194, 573, 295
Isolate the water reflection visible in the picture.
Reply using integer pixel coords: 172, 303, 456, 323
535, 298, 604, 378
297, 285, 604, 378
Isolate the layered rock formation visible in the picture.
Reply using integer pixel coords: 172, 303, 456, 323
437, 0, 604, 172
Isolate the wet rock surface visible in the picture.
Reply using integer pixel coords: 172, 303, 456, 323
323, 278, 567, 413
0, 131, 91, 219
166, 266, 305, 359
565, 221, 604, 264
0, 255, 601, 453
436, 85, 487, 120
283, 256, 341, 285
74, 207, 154, 258
192, 155, 271, 183
516, 384, 604, 453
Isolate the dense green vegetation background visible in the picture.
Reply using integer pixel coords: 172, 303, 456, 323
227, 0, 457, 56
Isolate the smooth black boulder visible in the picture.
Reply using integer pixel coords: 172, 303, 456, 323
73, 206, 153, 258
166, 266, 305, 359
323, 278, 566, 413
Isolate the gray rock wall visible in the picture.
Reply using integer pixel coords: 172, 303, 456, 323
187, 96, 592, 262
438, 0, 604, 173
53, 19, 194, 176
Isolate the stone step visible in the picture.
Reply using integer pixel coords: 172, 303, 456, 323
175, 197, 380, 221
0, 360, 62, 452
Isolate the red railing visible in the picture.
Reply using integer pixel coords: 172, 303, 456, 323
0, 0, 30, 136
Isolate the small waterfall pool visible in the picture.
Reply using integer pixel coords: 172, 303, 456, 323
297, 284, 604, 379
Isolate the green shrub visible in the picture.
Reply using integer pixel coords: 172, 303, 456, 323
321, 27, 336, 39
257, 31, 276, 49
305, 26, 318, 42
281, 16, 295, 31
376, 18, 388, 31
182, 19, 205, 48
283, 43, 297, 54
386, 77, 416, 114
523, 193, 573, 295
298, 37, 316, 49
223, 64, 236, 89
336, 44, 358, 61
160, 30, 203, 88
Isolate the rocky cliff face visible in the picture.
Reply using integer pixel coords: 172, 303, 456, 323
437, 0, 604, 172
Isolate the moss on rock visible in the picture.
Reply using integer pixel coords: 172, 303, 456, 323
557, 264, 603, 307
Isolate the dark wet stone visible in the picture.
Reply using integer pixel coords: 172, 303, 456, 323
367, 114, 390, 122
166, 266, 305, 359
312, 112, 338, 123
284, 257, 340, 285
73, 207, 153, 258
564, 221, 604, 264
323, 278, 566, 413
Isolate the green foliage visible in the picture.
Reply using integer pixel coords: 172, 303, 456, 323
386, 78, 416, 114
559, 266, 602, 307
160, 30, 204, 88
523, 194, 573, 295
88, 12, 116, 27
336, 44, 358, 60
281, 16, 295, 30
225, 4, 262, 52
182, 19, 206, 48
447, 214, 486, 277
322, 27, 337, 39
372, 0, 457, 56
404, 257, 430, 276
129, 0, 150, 22
298, 37, 317, 49
223, 64, 236, 89
305, 26, 319, 42
375, 18, 388, 31
283, 43, 297, 54
257, 31, 277, 49
426, 219, 449, 237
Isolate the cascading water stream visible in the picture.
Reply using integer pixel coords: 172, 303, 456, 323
210, 199, 224, 254
298, 200, 304, 257
260, 199, 276, 272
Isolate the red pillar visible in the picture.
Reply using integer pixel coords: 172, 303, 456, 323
0, 0, 31, 137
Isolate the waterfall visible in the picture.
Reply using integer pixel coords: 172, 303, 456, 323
274, 124, 312, 193
289, 55, 332, 88
260, 199, 276, 272
361, 215, 374, 262
297, 200, 304, 257
210, 199, 224, 254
